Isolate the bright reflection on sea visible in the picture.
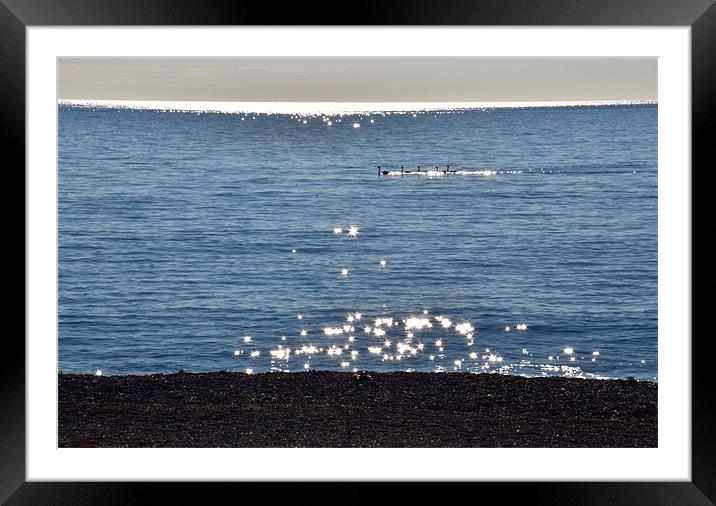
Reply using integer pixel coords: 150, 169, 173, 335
60, 99, 655, 121
221, 302, 634, 379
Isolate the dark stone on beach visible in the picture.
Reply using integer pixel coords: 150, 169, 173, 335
58, 371, 657, 448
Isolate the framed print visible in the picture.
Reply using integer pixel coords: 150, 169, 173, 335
5, 0, 712, 503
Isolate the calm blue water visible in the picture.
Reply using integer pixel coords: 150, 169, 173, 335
58, 104, 657, 379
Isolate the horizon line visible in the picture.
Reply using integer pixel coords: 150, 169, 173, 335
58, 98, 657, 115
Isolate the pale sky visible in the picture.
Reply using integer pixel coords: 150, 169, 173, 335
58, 57, 657, 103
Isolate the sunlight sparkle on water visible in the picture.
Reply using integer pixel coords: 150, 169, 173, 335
405, 317, 432, 330
455, 322, 474, 335
220, 302, 618, 377
270, 348, 290, 360
340, 268, 349, 277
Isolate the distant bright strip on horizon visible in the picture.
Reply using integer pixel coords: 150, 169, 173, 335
58, 99, 657, 115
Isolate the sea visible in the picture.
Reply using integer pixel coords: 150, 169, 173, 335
58, 102, 658, 379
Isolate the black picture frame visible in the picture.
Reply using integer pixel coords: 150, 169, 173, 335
5, 0, 711, 503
